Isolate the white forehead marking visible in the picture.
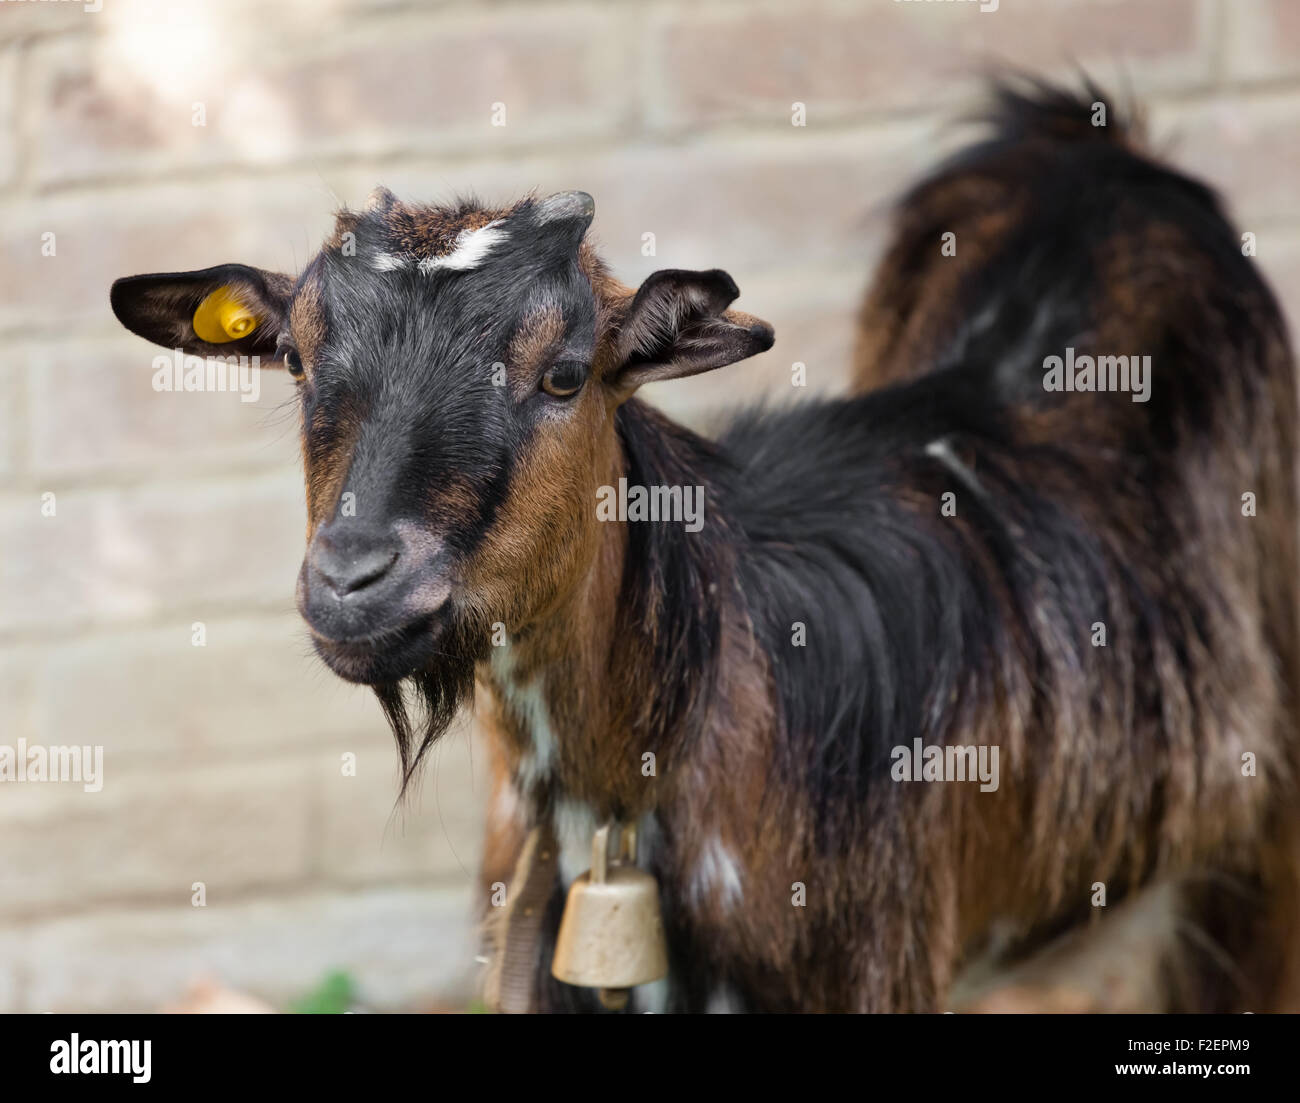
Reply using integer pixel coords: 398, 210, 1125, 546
419, 219, 508, 274
370, 252, 410, 272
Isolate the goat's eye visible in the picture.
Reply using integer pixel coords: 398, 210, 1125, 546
541, 360, 586, 398
283, 348, 305, 378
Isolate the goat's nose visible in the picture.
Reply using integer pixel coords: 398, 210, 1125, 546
310, 524, 401, 597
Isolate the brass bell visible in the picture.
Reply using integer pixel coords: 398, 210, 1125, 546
551, 821, 668, 1010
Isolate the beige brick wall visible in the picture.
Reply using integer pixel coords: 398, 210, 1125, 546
1, 0, 1298, 1011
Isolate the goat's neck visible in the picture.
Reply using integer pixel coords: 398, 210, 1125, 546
484, 399, 736, 820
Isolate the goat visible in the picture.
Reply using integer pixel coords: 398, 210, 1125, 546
109, 80, 1300, 1013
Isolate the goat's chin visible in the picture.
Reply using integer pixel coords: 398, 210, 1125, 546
310, 612, 444, 685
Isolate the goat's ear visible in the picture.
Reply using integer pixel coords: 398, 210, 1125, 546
609, 269, 774, 394
110, 263, 293, 361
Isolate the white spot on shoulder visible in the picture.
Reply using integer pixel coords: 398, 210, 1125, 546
690, 835, 743, 912
419, 220, 508, 273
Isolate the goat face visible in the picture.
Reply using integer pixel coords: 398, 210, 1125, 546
285, 188, 614, 689
109, 189, 772, 771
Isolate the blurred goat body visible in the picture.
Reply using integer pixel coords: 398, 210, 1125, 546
488, 85, 1300, 1012
829, 84, 1300, 1010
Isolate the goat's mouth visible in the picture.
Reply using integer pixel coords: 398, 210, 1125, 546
308, 612, 444, 685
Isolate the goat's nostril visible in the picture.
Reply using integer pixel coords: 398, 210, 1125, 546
332, 548, 399, 596
311, 531, 402, 598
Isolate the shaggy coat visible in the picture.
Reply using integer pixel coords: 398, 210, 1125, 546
110, 82, 1300, 1013
493, 86, 1300, 1012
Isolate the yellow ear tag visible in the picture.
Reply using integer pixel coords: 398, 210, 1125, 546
192, 286, 258, 344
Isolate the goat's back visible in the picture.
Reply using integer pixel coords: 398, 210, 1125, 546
717, 81, 1300, 1009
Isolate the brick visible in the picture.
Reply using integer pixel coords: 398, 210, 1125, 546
1223, 0, 1300, 83
0, 0, 93, 42
0, 0, 384, 46
647, 0, 1213, 133
0, 759, 313, 919
21, 887, 476, 1011
0, 927, 23, 1012
0, 645, 35, 744
0, 357, 19, 478
1152, 91, 1300, 229
0, 41, 18, 190
0, 475, 305, 636
30, 7, 630, 185
34, 615, 382, 761
25, 334, 301, 479
314, 721, 490, 886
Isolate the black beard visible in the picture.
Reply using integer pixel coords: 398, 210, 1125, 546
372, 616, 485, 796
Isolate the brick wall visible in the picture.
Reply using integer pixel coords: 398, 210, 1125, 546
2, 0, 1299, 1011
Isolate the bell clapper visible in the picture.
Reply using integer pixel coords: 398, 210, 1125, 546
598, 988, 630, 1011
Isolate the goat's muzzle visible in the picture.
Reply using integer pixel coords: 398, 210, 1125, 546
297, 520, 451, 684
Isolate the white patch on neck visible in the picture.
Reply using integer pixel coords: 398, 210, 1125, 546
690, 835, 743, 912
553, 798, 600, 886
490, 643, 555, 791
419, 220, 508, 273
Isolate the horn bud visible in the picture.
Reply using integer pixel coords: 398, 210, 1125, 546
534, 190, 595, 235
